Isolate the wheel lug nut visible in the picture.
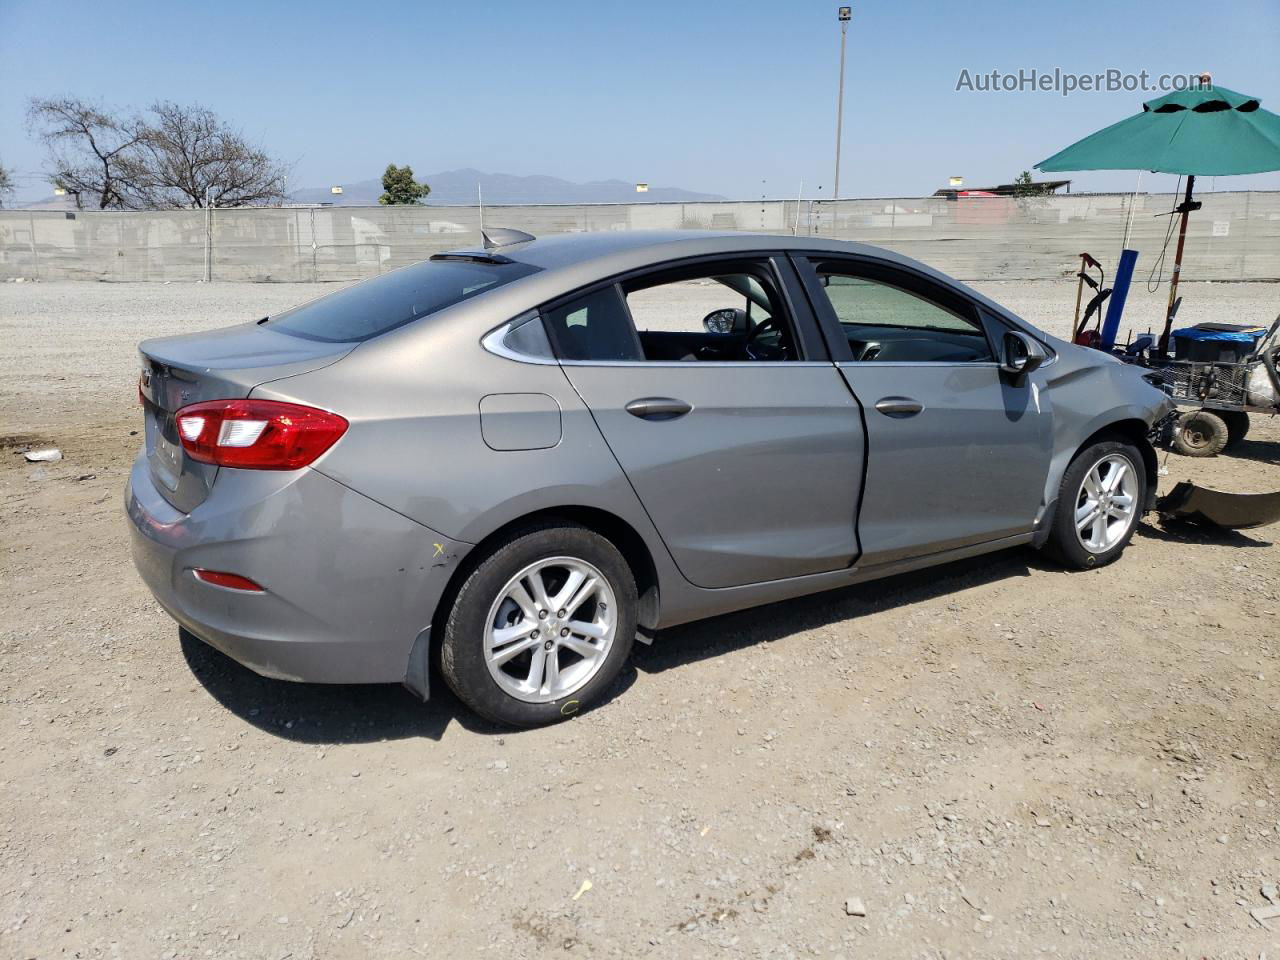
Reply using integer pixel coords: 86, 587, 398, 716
557, 609, 566, 618
560, 627, 570, 637
538, 610, 548, 619
543, 640, 554, 651
530, 629, 539, 639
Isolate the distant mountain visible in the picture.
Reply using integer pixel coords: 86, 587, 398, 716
290, 168, 726, 206
11, 194, 80, 211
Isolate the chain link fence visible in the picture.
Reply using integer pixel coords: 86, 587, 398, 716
2, 191, 1277, 283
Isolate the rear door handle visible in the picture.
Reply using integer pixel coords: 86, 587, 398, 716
874, 396, 924, 417
625, 397, 693, 421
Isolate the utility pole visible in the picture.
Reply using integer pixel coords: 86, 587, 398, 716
833, 6, 852, 203
203, 185, 213, 283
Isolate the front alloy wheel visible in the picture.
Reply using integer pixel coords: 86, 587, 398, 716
1044, 439, 1147, 570
1073, 454, 1138, 553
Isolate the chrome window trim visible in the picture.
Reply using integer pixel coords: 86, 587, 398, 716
480, 312, 558, 366
836, 361, 1002, 369
836, 357, 1059, 371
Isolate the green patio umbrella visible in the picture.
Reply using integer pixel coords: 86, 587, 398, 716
1036, 84, 1280, 352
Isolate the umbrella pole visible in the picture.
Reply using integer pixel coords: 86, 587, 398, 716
1158, 175, 1198, 355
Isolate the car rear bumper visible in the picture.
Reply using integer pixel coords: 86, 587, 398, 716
125, 454, 470, 685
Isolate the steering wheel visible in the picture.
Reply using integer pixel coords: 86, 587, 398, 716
744, 317, 787, 361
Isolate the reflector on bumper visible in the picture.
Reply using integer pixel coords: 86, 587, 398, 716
192, 569, 266, 592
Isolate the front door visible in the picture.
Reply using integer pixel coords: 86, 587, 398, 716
797, 256, 1053, 566
541, 256, 865, 589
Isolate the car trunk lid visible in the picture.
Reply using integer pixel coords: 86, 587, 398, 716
138, 321, 355, 513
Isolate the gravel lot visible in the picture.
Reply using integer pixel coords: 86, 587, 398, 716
2, 278, 1279, 959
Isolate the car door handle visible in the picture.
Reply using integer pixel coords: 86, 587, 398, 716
625, 397, 693, 421
874, 396, 924, 417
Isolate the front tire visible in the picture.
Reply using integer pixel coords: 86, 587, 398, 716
440, 523, 637, 728
1172, 410, 1229, 457
1044, 440, 1146, 570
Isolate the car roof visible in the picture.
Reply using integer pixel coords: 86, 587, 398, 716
492, 229, 879, 271
464, 230, 1021, 327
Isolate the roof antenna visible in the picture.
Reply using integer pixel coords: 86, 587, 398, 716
481, 227, 536, 249
478, 182, 487, 248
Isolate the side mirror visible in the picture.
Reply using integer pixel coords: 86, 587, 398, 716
703, 308, 748, 335
1000, 330, 1046, 381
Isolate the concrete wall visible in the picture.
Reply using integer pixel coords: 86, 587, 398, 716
2, 191, 1277, 283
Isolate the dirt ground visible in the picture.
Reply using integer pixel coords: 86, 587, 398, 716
2, 278, 1278, 960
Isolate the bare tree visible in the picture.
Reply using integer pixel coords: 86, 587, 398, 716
0, 159, 14, 207
125, 101, 290, 208
26, 97, 148, 209
27, 96, 290, 209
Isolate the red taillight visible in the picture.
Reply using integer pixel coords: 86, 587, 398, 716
174, 399, 347, 470
193, 569, 265, 592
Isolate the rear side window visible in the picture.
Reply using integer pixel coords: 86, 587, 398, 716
542, 286, 642, 361
269, 259, 541, 342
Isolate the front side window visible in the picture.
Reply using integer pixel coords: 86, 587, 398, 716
810, 260, 993, 363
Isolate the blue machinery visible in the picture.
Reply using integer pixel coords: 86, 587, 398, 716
1100, 248, 1138, 350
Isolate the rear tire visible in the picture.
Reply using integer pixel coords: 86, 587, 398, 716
1172, 410, 1228, 457
1044, 440, 1146, 570
440, 522, 637, 728
1220, 410, 1250, 448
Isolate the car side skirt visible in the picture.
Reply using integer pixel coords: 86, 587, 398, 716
655, 531, 1035, 629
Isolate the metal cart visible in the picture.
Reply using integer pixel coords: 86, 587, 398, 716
1143, 318, 1280, 456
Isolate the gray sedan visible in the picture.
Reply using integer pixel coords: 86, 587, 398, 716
127, 231, 1174, 726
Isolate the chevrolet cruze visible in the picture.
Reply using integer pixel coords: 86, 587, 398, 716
127, 230, 1173, 726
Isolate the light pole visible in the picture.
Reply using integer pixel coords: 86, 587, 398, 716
833, 6, 851, 204
204, 185, 213, 283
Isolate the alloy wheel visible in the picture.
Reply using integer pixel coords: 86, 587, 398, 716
483, 556, 617, 703
1073, 454, 1138, 553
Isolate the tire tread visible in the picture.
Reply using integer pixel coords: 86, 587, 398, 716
439, 521, 637, 728
1172, 410, 1229, 457
1043, 439, 1146, 570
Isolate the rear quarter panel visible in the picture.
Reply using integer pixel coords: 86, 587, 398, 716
250, 301, 683, 579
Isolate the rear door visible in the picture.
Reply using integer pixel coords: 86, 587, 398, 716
545, 254, 865, 589
795, 255, 1053, 566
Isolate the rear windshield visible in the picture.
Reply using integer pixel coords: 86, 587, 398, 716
269, 258, 541, 342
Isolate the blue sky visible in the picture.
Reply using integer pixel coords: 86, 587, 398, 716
2, 0, 1278, 204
